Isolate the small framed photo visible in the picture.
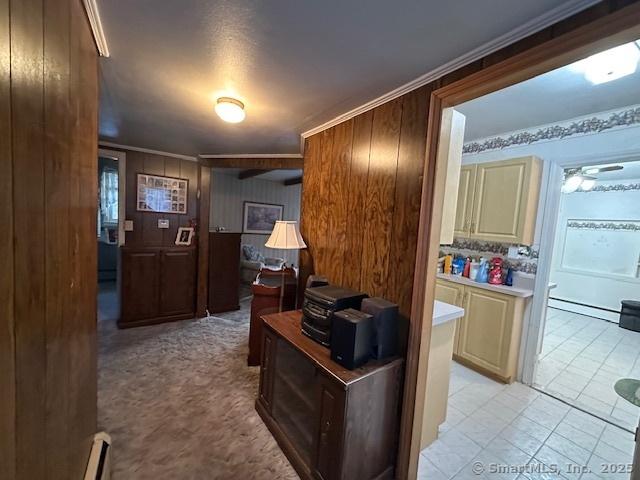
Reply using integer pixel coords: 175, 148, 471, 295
175, 227, 195, 246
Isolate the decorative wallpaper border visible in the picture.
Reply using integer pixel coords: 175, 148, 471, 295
573, 183, 640, 193
463, 106, 640, 154
567, 220, 640, 232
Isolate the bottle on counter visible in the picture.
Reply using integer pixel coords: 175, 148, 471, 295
444, 254, 452, 275
463, 257, 471, 278
476, 258, 489, 283
505, 268, 514, 286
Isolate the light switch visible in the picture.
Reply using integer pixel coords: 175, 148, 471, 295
158, 219, 169, 229
124, 220, 134, 232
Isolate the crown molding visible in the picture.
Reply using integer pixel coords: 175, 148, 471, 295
198, 153, 303, 159
98, 141, 197, 161
82, 0, 110, 57
300, 0, 599, 139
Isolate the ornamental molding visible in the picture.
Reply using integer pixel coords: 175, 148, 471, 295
463, 106, 640, 155
567, 220, 640, 231
573, 183, 640, 193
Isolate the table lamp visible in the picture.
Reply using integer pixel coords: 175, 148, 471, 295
265, 221, 307, 312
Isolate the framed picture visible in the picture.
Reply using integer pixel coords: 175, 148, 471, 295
243, 201, 283, 235
136, 173, 188, 214
175, 227, 195, 246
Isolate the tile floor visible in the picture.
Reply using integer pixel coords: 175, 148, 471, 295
419, 362, 636, 479
534, 308, 640, 431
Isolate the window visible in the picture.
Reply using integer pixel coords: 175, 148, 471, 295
100, 168, 119, 225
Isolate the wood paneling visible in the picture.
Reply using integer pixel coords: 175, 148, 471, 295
123, 150, 199, 248
0, 0, 14, 474
1, 0, 99, 478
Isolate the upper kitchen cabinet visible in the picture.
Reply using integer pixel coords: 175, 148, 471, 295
453, 156, 541, 245
453, 165, 476, 238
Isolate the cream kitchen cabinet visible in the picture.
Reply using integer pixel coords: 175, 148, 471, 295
435, 278, 527, 383
453, 156, 541, 245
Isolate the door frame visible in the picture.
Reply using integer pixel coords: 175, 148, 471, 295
521, 148, 640, 386
400, 5, 640, 479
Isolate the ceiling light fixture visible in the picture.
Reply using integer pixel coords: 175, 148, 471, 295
579, 176, 596, 191
572, 42, 640, 85
562, 173, 584, 194
583, 164, 624, 175
215, 97, 246, 123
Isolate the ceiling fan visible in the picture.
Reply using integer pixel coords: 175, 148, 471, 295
561, 164, 624, 193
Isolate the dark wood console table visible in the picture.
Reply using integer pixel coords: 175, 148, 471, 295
256, 310, 403, 480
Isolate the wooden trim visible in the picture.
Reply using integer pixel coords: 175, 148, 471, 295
284, 176, 303, 186
116, 312, 195, 329
200, 153, 303, 159
201, 157, 304, 169
81, 0, 109, 56
399, 4, 640, 479
238, 169, 269, 180
196, 166, 211, 317
98, 141, 198, 162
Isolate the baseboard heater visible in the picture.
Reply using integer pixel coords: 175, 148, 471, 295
84, 432, 112, 480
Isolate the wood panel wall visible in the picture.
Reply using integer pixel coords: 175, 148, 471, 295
0, 0, 99, 478
300, 86, 430, 317
122, 150, 199, 248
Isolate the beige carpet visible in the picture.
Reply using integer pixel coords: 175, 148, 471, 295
98, 299, 298, 479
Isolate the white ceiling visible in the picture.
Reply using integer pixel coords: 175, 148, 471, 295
97, 0, 589, 156
457, 42, 640, 141
214, 168, 302, 183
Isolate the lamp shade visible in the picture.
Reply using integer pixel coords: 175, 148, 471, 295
265, 221, 307, 250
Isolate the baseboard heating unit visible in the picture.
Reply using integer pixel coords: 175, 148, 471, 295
84, 432, 112, 480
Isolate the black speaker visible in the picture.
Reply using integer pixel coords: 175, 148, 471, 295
361, 297, 399, 359
330, 309, 373, 370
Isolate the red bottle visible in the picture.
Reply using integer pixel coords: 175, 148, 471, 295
463, 257, 471, 278
488, 257, 504, 285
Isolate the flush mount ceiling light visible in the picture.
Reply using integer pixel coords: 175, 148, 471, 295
571, 42, 640, 85
562, 171, 584, 193
579, 176, 596, 191
215, 97, 245, 123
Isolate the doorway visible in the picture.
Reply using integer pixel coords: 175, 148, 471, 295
97, 148, 126, 324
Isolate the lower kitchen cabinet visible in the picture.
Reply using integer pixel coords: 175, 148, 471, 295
257, 311, 403, 480
435, 279, 526, 383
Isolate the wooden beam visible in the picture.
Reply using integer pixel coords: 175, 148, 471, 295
238, 169, 269, 180
283, 176, 302, 186
200, 157, 304, 169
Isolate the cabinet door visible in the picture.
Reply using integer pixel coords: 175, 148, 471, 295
435, 280, 465, 354
120, 249, 160, 322
159, 248, 196, 316
453, 165, 476, 238
458, 287, 515, 377
259, 329, 276, 411
469, 157, 540, 244
313, 375, 345, 480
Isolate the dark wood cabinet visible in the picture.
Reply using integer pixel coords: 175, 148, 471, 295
208, 232, 241, 313
120, 246, 197, 328
257, 311, 403, 480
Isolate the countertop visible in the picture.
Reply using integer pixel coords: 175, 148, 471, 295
437, 273, 535, 298
432, 300, 464, 326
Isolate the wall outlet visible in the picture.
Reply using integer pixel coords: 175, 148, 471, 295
124, 220, 134, 232
158, 219, 169, 229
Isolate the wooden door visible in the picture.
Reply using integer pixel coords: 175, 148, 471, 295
469, 157, 540, 244
121, 249, 160, 322
434, 280, 465, 354
453, 165, 476, 238
458, 287, 515, 377
159, 248, 196, 316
